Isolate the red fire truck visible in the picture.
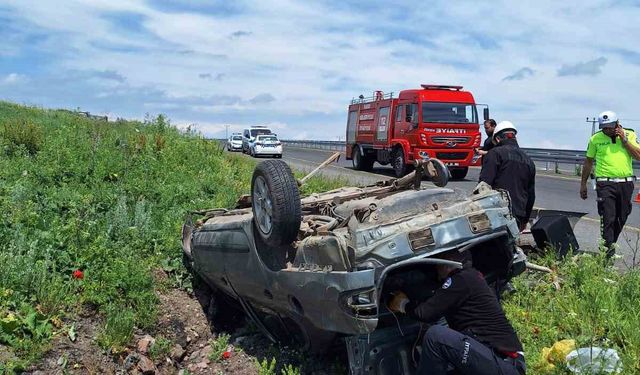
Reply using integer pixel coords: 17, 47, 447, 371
345, 84, 488, 180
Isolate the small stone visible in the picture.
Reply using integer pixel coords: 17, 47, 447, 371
196, 361, 208, 369
137, 335, 155, 355
124, 353, 140, 370
178, 370, 186, 375
186, 336, 192, 343
137, 355, 157, 375
190, 349, 201, 361
170, 344, 186, 361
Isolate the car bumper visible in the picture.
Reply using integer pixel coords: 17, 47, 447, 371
414, 148, 480, 167
229, 144, 243, 150
254, 146, 283, 155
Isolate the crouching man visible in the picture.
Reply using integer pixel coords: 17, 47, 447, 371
388, 251, 526, 375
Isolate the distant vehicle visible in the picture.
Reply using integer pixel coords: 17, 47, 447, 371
226, 133, 243, 151
249, 134, 283, 158
242, 126, 272, 154
345, 84, 489, 180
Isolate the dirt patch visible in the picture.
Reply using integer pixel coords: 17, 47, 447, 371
26, 306, 122, 374
25, 277, 348, 374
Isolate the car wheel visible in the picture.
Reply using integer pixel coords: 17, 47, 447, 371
450, 167, 468, 180
352, 145, 374, 171
251, 160, 301, 246
427, 158, 450, 187
391, 147, 412, 178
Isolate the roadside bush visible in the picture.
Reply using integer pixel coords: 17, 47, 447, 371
1, 119, 43, 156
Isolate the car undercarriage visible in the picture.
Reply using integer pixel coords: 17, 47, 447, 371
181, 155, 527, 374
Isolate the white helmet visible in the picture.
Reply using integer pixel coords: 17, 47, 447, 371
598, 111, 618, 128
492, 121, 517, 140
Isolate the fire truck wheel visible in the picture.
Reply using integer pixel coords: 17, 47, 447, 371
450, 167, 468, 180
391, 147, 412, 178
352, 146, 374, 171
251, 160, 301, 247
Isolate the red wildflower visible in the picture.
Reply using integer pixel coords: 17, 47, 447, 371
222, 350, 232, 360
72, 269, 84, 280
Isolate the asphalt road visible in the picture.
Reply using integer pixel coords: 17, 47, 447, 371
232, 146, 640, 266
281, 146, 640, 227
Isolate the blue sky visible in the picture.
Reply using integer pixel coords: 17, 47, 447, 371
1, 0, 639, 149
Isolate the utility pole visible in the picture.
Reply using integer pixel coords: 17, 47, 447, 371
225, 124, 230, 139
586, 117, 598, 135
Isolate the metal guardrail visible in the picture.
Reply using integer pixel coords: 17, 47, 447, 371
280, 140, 640, 170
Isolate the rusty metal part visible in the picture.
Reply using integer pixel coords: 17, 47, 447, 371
300, 215, 339, 236
297, 151, 341, 186
525, 261, 552, 273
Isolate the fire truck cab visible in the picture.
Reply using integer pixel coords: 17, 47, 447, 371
345, 84, 488, 180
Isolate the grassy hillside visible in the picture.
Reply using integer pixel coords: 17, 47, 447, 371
0, 102, 264, 370
1, 101, 639, 373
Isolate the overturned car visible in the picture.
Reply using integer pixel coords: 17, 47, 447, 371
181, 157, 526, 374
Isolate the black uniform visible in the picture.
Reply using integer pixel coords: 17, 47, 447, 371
479, 138, 536, 228
406, 267, 525, 375
480, 137, 495, 152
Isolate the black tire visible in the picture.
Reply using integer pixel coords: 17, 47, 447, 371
450, 167, 468, 180
352, 145, 374, 171
428, 159, 450, 187
251, 160, 301, 246
391, 147, 412, 178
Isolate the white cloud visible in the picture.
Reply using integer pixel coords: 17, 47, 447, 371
1, 73, 27, 84
1, 1, 640, 149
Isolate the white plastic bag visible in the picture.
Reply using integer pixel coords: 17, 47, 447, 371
566, 347, 622, 374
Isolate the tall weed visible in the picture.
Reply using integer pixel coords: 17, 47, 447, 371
1, 119, 43, 156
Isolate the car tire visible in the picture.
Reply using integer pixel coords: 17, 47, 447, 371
251, 160, 301, 247
427, 158, 450, 187
450, 167, 468, 180
352, 145, 374, 171
391, 147, 412, 178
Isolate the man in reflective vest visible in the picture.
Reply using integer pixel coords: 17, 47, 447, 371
580, 111, 640, 258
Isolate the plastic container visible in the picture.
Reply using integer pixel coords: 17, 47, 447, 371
566, 347, 622, 374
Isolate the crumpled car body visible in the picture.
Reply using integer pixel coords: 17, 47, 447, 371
182, 163, 526, 374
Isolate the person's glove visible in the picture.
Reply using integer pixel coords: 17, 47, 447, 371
388, 291, 409, 313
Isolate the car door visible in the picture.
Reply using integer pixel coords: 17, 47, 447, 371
190, 228, 250, 296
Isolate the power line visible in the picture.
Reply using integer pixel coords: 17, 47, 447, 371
586, 117, 598, 135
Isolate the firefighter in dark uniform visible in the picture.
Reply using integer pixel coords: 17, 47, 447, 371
388, 251, 526, 375
479, 121, 536, 231
580, 111, 640, 258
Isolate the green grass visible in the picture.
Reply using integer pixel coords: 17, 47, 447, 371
149, 336, 173, 361
208, 333, 230, 363
504, 253, 640, 374
0, 102, 342, 372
